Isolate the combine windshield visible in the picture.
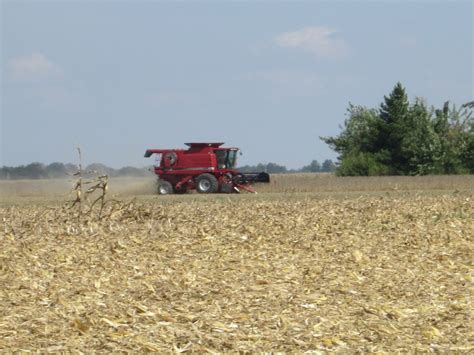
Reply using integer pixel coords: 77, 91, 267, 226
227, 150, 238, 168
216, 149, 238, 169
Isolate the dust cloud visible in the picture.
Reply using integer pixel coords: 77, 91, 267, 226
0, 177, 158, 201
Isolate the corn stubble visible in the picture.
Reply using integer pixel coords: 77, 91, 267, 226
0, 194, 473, 352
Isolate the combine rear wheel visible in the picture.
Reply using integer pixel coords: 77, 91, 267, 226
196, 173, 218, 193
158, 180, 173, 195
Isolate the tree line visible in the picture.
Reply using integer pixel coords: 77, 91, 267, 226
0, 159, 336, 180
0, 162, 151, 180
322, 83, 474, 176
238, 159, 336, 174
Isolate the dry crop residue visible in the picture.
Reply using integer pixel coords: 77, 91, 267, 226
0, 195, 473, 352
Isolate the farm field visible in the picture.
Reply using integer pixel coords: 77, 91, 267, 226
1, 173, 474, 204
0, 174, 473, 352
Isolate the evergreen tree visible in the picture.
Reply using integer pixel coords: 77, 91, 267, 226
378, 82, 410, 173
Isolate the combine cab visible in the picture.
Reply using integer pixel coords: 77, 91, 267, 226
144, 143, 269, 194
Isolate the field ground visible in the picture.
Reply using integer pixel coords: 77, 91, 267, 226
0, 174, 473, 352
1, 173, 473, 204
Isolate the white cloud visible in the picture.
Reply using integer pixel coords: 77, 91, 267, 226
275, 26, 348, 58
8, 52, 62, 82
6, 53, 76, 109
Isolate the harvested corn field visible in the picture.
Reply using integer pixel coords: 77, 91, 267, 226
2, 174, 474, 203
1, 193, 473, 352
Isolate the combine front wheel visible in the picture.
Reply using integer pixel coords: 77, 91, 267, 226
219, 175, 235, 193
158, 180, 173, 195
196, 173, 218, 193
173, 184, 188, 194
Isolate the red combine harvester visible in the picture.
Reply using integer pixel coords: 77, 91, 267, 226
144, 143, 270, 194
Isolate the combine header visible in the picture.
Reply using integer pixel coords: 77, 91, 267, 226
144, 143, 270, 194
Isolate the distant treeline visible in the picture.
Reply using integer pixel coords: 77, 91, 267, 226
0, 162, 151, 180
238, 159, 336, 174
0, 160, 336, 180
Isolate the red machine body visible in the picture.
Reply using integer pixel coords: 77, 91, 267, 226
144, 143, 269, 194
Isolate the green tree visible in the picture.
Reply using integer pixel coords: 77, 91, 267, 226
321, 159, 336, 172
47, 162, 68, 178
301, 160, 321, 172
400, 99, 442, 174
265, 163, 287, 173
321, 104, 386, 176
85, 163, 115, 176
432, 102, 464, 173
457, 102, 474, 173
24, 163, 47, 179
322, 82, 473, 176
322, 104, 380, 156
378, 82, 410, 173
336, 152, 388, 176
433, 101, 474, 173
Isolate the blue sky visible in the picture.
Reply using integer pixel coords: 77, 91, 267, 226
1, 0, 472, 168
